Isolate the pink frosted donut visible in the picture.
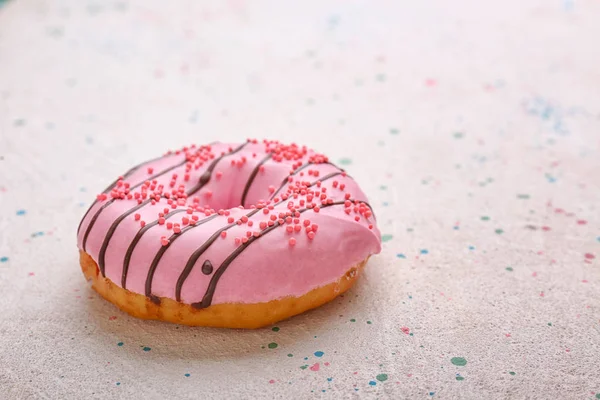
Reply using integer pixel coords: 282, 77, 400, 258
77, 140, 381, 328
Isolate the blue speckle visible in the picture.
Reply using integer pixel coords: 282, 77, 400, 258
408, 295, 413, 299
355, 388, 359, 391
79, 187, 87, 192
304, 357, 308, 360
314, 351, 324, 357
468, 246, 475, 250
321, 389, 326, 393
79, 202, 86, 207
184, 373, 190, 377
420, 249, 429, 255
116, 382, 121, 386
429, 392, 435, 396
16, 210, 26, 216
597, 237, 600, 242
117, 342, 124, 346
369, 381, 377, 386
0, 257, 8, 263
382, 202, 389, 207
545, 173, 557, 183
85, 136, 94, 144
327, 377, 332, 382
396, 253, 406, 259
142, 346, 151, 352
453, 226, 459, 230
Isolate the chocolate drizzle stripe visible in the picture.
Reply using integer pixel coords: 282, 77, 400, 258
308, 171, 343, 187
121, 209, 187, 289
175, 208, 261, 301
81, 158, 189, 251
76, 155, 165, 235
95, 142, 247, 277
145, 214, 219, 302
192, 200, 353, 309
186, 142, 249, 195
240, 154, 272, 207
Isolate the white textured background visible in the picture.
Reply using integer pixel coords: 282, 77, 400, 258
1, 0, 599, 399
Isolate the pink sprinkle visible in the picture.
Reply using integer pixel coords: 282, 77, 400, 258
158, 217, 165, 225
134, 213, 141, 221
289, 238, 296, 246
140, 221, 146, 228
309, 363, 319, 371
161, 237, 170, 246
221, 231, 227, 239
216, 171, 223, 179
308, 232, 315, 240
147, 167, 154, 174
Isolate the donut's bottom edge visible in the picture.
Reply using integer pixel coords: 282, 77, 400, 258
79, 250, 368, 329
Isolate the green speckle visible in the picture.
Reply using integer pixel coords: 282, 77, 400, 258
268, 342, 278, 349
548, 322, 552, 326
350, 318, 356, 322
339, 158, 353, 166
184, 373, 190, 377
117, 342, 124, 347
505, 267, 513, 272
517, 194, 530, 199
367, 321, 372, 325
376, 374, 388, 382
142, 346, 151, 352
300, 365, 308, 370
495, 229, 504, 235
456, 376, 465, 381
451, 357, 467, 366
14, 119, 26, 127
381, 234, 393, 242
390, 128, 399, 135
376, 73, 386, 82
379, 185, 388, 190
272, 327, 280, 332
453, 132, 464, 139
509, 371, 516, 376
287, 354, 293, 357
407, 228, 414, 233
595, 393, 600, 399
481, 216, 490, 221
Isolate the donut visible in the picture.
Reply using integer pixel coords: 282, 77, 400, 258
77, 140, 381, 328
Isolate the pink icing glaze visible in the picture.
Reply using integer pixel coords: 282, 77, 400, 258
77, 140, 381, 306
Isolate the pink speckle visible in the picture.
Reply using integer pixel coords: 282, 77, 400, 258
310, 363, 320, 372
109, 316, 117, 321
582, 280, 588, 283
407, 374, 413, 378
400, 327, 410, 335
505, 333, 512, 337
324, 362, 330, 366
541, 226, 551, 231
28, 272, 35, 277
540, 291, 545, 297
565, 349, 570, 353
154, 69, 165, 79
0, 186, 6, 192
425, 78, 437, 87
269, 379, 275, 384
532, 272, 538, 277
353, 372, 358, 375
584, 253, 595, 260
577, 219, 587, 225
